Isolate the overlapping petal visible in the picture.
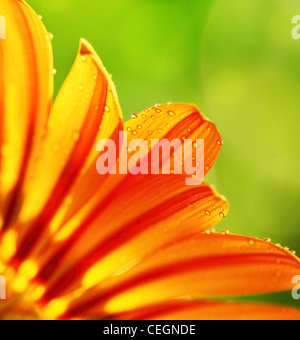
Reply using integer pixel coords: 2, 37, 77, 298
1, 39, 123, 262
60, 234, 300, 318
111, 301, 300, 321
0, 0, 53, 227
0, 0, 299, 322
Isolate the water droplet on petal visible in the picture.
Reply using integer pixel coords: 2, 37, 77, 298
49, 68, 57, 76
46, 32, 53, 41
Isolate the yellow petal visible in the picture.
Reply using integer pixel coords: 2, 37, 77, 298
112, 301, 300, 321
0, 0, 53, 226
61, 234, 300, 317
5, 39, 122, 263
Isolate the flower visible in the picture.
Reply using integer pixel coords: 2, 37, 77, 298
0, 0, 300, 320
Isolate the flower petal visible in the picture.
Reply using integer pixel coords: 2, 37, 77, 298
24, 179, 227, 306
125, 103, 222, 176
0, 0, 53, 226
61, 233, 300, 318
111, 301, 300, 321
7, 102, 225, 300
3, 39, 123, 261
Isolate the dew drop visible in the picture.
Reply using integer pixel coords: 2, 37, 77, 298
216, 140, 222, 146
248, 239, 256, 246
168, 111, 175, 117
46, 32, 53, 41
81, 55, 87, 62
132, 130, 138, 136
105, 106, 110, 112
219, 212, 225, 219
205, 210, 211, 216
132, 113, 138, 119
221, 230, 229, 236
49, 68, 57, 76
137, 125, 142, 129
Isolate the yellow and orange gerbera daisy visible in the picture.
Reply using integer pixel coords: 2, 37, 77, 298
0, 0, 300, 320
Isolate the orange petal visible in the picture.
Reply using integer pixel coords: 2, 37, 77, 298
125, 103, 222, 176
111, 301, 300, 321
61, 234, 300, 318
0, 0, 53, 226
25, 180, 227, 303
2, 39, 123, 262
35, 103, 222, 247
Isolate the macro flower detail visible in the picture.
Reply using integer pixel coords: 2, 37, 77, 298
0, 0, 300, 320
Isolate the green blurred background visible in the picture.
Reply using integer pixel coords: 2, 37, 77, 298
28, 0, 300, 306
